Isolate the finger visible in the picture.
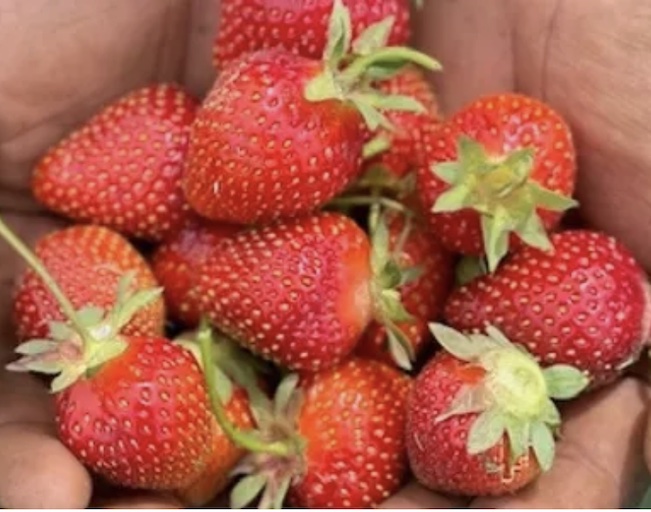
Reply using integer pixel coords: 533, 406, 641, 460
472, 378, 650, 508
379, 481, 467, 509
184, 0, 219, 97
94, 493, 183, 509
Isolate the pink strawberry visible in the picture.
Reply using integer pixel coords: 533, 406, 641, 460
195, 212, 373, 373
151, 216, 240, 327
213, 0, 411, 70
32, 84, 197, 242
444, 230, 651, 387
406, 324, 588, 496
416, 93, 578, 271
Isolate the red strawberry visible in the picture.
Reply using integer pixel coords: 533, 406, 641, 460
416, 93, 578, 271
222, 358, 411, 509
13, 225, 165, 342
1, 216, 215, 491
363, 66, 441, 180
444, 230, 651, 387
32, 84, 197, 242
184, 3, 440, 224
151, 216, 240, 327
406, 324, 588, 496
356, 215, 454, 368
54, 336, 214, 490
213, 0, 411, 70
196, 212, 373, 372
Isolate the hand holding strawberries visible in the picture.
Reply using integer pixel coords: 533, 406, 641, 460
1, 0, 651, 509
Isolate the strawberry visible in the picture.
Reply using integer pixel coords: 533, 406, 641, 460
363, 66, 440, 180
151, 216, 240, 327
210, 357, 411, 509
195, 212, 373, 373
1, 216, 215, 491
213, 0, 411, 70
444, 230, 651, 387
184, 1, 440, 224
356, 214, 454, 368
416, 93, 578, 271
13, 225, 165, 342
406, 324, 588, 496
32, 84, 197, 242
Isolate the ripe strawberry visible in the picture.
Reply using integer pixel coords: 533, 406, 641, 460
13, 225, 165, 342
184, 2, 440, 224
54, 336, 214, 490
356, 215, 454, 368
416, 93, 578, 271
151, 216, 240, 327
32, 84, 197, 242
196, 212, 373, 373
222, 358, 411, 509
1, 216, 215, 491
406, 324, 588, 496
213, 0, 411, 70
444, 230, 651, 387
363, 66, 441, 180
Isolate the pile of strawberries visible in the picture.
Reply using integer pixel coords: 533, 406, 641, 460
3, 0, 650, 509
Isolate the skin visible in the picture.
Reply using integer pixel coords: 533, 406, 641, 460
0, 0, 650, 507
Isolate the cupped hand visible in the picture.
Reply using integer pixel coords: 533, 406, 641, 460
0, 0, 650, 508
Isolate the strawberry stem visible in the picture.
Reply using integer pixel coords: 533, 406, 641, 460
329, 195, 413, 215
0, 216, 93, 344
197, 319, 293, 458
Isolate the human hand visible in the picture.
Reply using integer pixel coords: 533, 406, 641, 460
0, 0, 650, 508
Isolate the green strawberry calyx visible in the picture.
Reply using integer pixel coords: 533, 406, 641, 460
430, 323, 589, 472
368, 211, 423, 370
197, 320, 305, 510
304, 0, 442, 132
431, 135, 578, 272
0, 217, 161, 393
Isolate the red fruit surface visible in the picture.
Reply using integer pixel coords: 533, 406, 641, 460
406, 352, 540, 496
32, 84, 197, 242
183, 49, 365, 225
444, 230, 651, 386
152, 217, 240, 327
213, 0, 411, 70
289, 358, 411, 508
416, 93, 576, 256
13, 225, 165, 342
356, 217, 454, 366
365, 67, 440, 179
55, 336, 214, 490
196, 212, 373, 372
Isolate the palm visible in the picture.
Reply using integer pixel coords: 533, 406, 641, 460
0, 0, 649, 508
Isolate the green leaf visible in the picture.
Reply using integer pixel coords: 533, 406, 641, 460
501, 147, 535, 185
399, 265, 424, 286
352, 16, 395, 56
17, 358, 64, 375
433, 162, 461, 184
529, 183, 579, 212
116, 271, 137, 302
432, 183, 473, 213
457, 135, 490, 170
504, 418, 530, 463
429, 323, 484, 361
15, 339, 58, 355
378, 260, 403, 290
85, 338, 128, 371
76, 305, 105, 327
467, 408, 506, 455
363, 134, 391, 159
515, 212, 553, 253
481, 208, 511, 272
271, 476, 292, 509
113, 287, 163, 331
380, 289, 414, 323
455, 256, 488, 286
49, 321, 74, 341
323, 0, 352, 65
213, 364, 234, 404
373, 94, 427, 114
436, 385, 490, 423
484, 325, 514, 348
530, 421, 556, 471
351, 97, 393, 131
304, 69, 342, 102
51, 366, 85, 393
387, 328, 413, 370
543, 365, 590, 400
370, 214, 391, 273
364, 60, 410, 81
540, 399, 561, 427
230, 474, 267, 509
274, 374, 300, 417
